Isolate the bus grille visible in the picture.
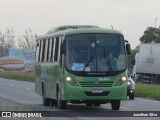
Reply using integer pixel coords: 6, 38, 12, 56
79, 82, 114, 87
84, 91, 110, 96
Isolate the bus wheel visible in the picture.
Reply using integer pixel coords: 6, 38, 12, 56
94, 103, 101, 107
51, 99, 57, 106
43, 98, 50, 106
42, 87, 50, 106
57, 89, 67, 109
86, 102, 92, 107
111, 100, 120, 110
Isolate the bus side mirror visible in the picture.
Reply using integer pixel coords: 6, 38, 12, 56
61, 42, 65, 54
126, 43, 131, 54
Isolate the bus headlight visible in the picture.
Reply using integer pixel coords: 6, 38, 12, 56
115, 76, 127, 86
66, 77, 78, 86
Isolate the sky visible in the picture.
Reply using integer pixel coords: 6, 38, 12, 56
0, 0, 160, 49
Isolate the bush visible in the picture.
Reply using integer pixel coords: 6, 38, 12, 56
0, 71, 35, 82
135, 83, 160, 101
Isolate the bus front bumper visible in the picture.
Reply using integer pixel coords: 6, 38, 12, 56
62, 85, 127, 101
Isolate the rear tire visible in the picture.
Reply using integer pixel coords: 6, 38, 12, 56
43, 98, 50, 106
42, 86, 50, 106
51, 99, 57, 106
57, 100, 67, 109
111, 100, 120, 110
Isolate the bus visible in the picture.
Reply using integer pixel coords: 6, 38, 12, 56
35, 25, 131, 110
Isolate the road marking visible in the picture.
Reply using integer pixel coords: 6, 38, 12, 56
18, 101, 24, 104
136, 98, 160, 103
120, 107, 130, 109
25, 88, 31, 90
9, 84, 15, 87
3, 96, 9, 99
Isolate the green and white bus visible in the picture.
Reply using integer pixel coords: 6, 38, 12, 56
35, 25, 131, 110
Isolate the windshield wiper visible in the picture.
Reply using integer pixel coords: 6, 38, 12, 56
82, 56, 94, 71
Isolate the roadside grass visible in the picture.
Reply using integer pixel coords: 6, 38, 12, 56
135, 83, 160, 101
0, 71, 35, 82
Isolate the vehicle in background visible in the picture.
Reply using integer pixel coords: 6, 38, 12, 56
127, 73, 135, 100
132, 43, 160, 84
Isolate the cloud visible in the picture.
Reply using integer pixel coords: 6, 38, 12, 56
0, 0, 160, 48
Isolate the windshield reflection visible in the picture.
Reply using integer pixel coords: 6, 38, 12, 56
65, 34, 126, 73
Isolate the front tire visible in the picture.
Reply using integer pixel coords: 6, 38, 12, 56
57, 88, 67, 109
86, 102, 93, 107
111, 100, 120, 110
94, 103, 101, 107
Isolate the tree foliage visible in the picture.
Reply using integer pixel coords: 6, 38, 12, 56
140, 27, 160, 43
0, 28, 36, 58
0, 28, 15, 57
18, 29, 36, 49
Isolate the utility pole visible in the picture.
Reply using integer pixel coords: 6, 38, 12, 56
111, 25, 113, 29
155, 17, 159, 28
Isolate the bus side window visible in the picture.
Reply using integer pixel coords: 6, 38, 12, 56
51, 38, 56, 61
58, 37, 62, 62
41, 39, 46, 62
48, 38, 52, 62
46, 39, 50, 62
49, 37, 62, 62
36, 41, 40, 62
54, 37, 59, 61
40, 40, 43, 62
44, 39, 49, 62
47, 38, 52, 62
38, 40, 41, 62
59, 37, 63, 67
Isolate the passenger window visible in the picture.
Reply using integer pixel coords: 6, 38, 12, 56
41, 40, 46, 62
54, 37, 59, 61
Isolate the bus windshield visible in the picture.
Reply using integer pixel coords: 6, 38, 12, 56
65, 34, 126, 73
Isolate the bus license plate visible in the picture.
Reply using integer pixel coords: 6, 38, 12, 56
92, 89, 103, 93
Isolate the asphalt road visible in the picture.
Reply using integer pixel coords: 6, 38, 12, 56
0, 78, 160, 120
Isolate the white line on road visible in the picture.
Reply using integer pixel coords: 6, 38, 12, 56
3, 96, 9, 99
18, 101, 24, 104
9, 84, 15, 87
136, 98, 160, 103
120, 106, 130, 109
25, 88, 31, 90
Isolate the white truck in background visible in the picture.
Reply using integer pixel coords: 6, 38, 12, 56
132, 43, 160, 84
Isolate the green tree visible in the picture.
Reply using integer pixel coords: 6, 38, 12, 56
0, 28, 15, 57
18, 29, 36, 49
140, 27, 160, 43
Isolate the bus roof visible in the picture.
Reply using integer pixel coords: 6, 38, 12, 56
37, 25, 123, 39
47, 25, 99, 34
